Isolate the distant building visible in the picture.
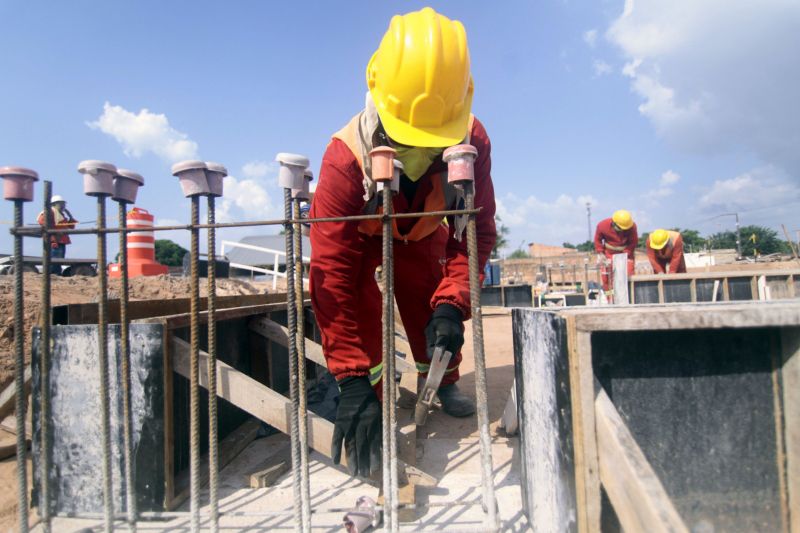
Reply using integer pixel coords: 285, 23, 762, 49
527, 242, 575, 258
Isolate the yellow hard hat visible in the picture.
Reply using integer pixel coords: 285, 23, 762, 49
612, 209, 634, 230
366, 7, 474, 148
649, 229, 670, 250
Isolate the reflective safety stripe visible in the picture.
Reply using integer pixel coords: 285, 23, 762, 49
369, 362, 383, 386
604, 243, 627, 252
415, 361, 458, 374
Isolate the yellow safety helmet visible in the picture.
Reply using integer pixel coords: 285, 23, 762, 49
649, 229, 670, 250
612, 209, 634, 230
366, 7, 474, 148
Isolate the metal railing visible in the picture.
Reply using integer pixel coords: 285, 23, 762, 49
220, 239, 310, 290
2, 152, 498, 532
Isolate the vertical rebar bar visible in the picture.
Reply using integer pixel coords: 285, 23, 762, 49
97, 196, 114, 533
189, 196, 201, 533
283, 189, 303, 528
118, 200, 137, 532
465, 183, 498, 530
206, 195, 219, 533
386, 187, 398, 531
39, 182, 53, 533
381, 185, 398, 532
293, 198, 311, 532
13, 199, 28, 533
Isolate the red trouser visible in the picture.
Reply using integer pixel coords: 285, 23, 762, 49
600, 251, 634, 291
354, 225, 462, 396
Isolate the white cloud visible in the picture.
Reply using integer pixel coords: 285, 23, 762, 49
496, 193, 599, 248
659, 169, 680, 186
87, 102, 199, 162
583, 29, 598, 48
241, 160, 275, 180
216, 174, 279, 223
593, 60, 612, 77
698, 166, 800, 212
606, 0, 800, 173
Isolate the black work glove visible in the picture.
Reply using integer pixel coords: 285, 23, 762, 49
424, 303, 465, 360
331, 376, 382, 478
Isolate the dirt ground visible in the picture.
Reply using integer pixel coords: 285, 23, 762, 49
0, 273, 278, 391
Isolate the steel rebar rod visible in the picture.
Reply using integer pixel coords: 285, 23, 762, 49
464, 183, 498, 530
293, 198, 311, 532
13, 200, 28, 533
96, 196, 114, 533
20, 208, 482, 237
206, 195, 220, 533
117, 200, 137, 532
387, 192, 399, 531
189, 196, 201, 533
283, 189, 303, 528
39, 183, 53, 533
380, 186, 398, 533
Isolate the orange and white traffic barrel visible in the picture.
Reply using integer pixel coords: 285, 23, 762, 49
109, 207, 169, 278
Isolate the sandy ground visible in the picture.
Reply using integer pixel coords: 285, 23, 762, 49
12, 310, 521, 532
0, 273, 278, 391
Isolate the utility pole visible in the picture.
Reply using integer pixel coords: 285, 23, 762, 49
710, 212, 742, 260
586, 202, 592, 243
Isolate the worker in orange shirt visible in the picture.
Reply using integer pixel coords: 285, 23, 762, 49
646, 229, 687, 274
37, 195, 77, 273
594, 210, 638, 290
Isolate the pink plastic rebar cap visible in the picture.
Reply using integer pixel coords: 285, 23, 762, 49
78, 160, 118, 196
0, 166, 39, 202
292, 168, 314, 200
113, 169, 145, 204
276, 153, 309, 190
205, 162, 228, 197
443, 144, 478, 184
172, 160, 209, 197
369, 146, 396, 182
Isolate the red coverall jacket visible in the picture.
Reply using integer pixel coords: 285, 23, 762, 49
646, 231, 687, 274
594, 217, 638, 260
309, 117, 496, 388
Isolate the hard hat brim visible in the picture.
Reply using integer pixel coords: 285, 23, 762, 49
372, 89, 474, 148
649, 238, 668, 250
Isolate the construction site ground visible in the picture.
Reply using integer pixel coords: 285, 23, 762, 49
0, 273, 524, 532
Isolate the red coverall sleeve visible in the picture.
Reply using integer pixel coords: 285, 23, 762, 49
432, 118, 497, 319
309, 140, 371, 380
669, 235, 684, 273
626, 223, 639, 258
594, 223, 604, 254
647, 238, 666, 274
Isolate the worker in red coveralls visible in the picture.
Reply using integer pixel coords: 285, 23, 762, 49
594, 210, 638, 290
646, 229, 687, 274
309, 7, 496, 477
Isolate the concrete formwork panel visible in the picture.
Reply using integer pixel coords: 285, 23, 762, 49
513, 301, 800, 533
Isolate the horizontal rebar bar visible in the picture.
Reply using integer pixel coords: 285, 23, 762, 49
12, 208, 482, 237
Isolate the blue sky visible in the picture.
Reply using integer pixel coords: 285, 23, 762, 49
1, 0, 798, 259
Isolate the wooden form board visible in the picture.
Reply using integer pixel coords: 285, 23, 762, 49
629, 269, 800, 304
513, 301, 800, 533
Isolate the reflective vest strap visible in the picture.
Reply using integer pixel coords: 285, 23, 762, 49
604, 242, 627, 252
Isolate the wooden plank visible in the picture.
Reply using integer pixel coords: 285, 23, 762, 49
146, 301, 295, 329
172, 418, 262, 508
248, 437, 292, 488
162, 324, 177, 510
248, 316, 417, 374
566, 320, 601, 533
595, 387, 689, 533
170, 337, 436, 488
722, 277, 730, 301
0, 364, 31, 421
631, 269, 800, 282
690, 279, 697, 303
657, 279, 665, 304
781, 327, 800, 533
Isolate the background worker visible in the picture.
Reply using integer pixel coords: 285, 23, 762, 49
646, 229, 687, 274
594, 209, 638, 290
309, 7, 496, 478
37, 195, 77, 270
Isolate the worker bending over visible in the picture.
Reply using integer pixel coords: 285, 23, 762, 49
37, 195, 77, 268
309, 7, 496, 477
646, 229, 687, 274
594, 209, 638, 289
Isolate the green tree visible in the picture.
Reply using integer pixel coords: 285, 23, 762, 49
562, 242, 576, 249
155, 239, 189, 266
509, 249, 530, 259
575, 240, 594, 252
492, 215, 509, 259
670, 228, 705, 252
708, 225, 790, 256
